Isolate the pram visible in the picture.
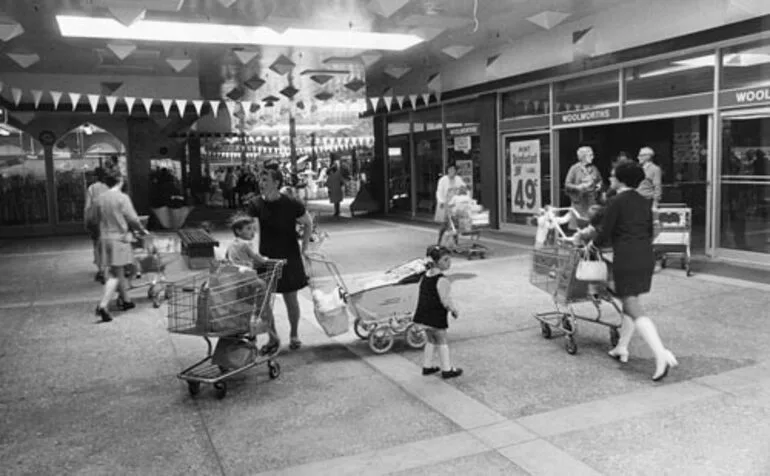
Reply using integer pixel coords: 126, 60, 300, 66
305, 252, 428, 354
166, 259, 285, 399
530, 207, 623, 355
441, 196, 490, 259
124, 217, 180, 308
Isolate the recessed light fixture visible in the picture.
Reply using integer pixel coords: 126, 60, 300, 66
56, 15, 424, 51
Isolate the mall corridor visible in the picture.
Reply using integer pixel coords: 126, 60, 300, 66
1, 211, 770, 475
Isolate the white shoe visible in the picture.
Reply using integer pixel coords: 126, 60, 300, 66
652, 350, 678, 381
608, 347, 629, 363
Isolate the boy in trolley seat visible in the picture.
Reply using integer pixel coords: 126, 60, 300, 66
225, 213, 280, 355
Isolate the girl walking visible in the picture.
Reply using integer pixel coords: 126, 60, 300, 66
413, 245, 463, 379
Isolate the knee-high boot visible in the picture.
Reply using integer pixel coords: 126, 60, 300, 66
635, 317, 677, 381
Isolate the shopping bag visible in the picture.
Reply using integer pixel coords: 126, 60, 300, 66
311, 287, 350, 337
201, 264, 259, 334
575, 245, 608, 282
212, 337, 256, 370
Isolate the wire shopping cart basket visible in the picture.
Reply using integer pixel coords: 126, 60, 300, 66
166, 259, 285, 399
530, 207, 623, 355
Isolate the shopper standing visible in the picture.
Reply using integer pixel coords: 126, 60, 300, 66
84, 167, 109, 283
326, 161, 345, 218
434, 164, 466, 245
637, 146, 663, 208
564, 145, 604, 223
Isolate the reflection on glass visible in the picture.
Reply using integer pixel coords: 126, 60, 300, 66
0, 127, 47, 226
414, 135, 443, 215
387, 139, 410, 212
722, 38, 770, 90
625, 52, 714, 103
721, 116, 770, 254
501, 85, 550, 119
54, 124, 126, 224
503, 134, 551, 226
554, 71, 618, 112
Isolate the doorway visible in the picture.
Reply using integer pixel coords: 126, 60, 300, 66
557, 116, 709, 253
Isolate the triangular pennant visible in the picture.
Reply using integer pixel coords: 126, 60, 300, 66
240, 101, 251, 114
161, 99, 173, 117
141, 98, 154, 114
106, 96, 118, 114
408, 94, 418, 110
209, 100, 221, 118
421, 93, 431, 106
31, 90, 43, 108
87, 94, 101, 113
12, 88, 22, 106
0, 20, 24, 42
486, 54, 501, 68
124, 97, 136, 114
382, 95, 393, 112
435, 91, 442, 103
107, 42, 136, 61
174, 99, 187, 116
233, 49, 259, 65
69, 92, 81, 111
192, 100, 204, 116
108, 6, 146, 27
101, 82, 123, 95
7, 52, 40, 69
572, 27, 593, 44
395, 96, 405, 109
527, 11, 571, 30
50, 91, 62, 109
166, 58, 191, 73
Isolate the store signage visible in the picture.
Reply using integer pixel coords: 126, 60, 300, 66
554, 107, 619, 125
448, 125, 479, 136
453, 135, 472, 153
455, 159, 473, 194
720, 86, 770, 108
509, 139, 541, 214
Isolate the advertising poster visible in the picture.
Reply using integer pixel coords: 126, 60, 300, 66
455, 159, 473, 193
509, 139, 541, 214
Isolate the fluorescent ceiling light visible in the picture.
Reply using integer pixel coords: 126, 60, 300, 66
56, 15, 423, 51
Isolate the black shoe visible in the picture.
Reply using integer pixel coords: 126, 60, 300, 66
94, 272, 105, 284
422, 367, 440, 376
441, 368, 463, 379
118, 300, 136, 311
95, 306, 112, 322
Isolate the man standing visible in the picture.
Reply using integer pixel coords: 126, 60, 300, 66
637, 146, 662, 208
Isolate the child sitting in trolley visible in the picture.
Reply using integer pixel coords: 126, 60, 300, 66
413, 245, 463, 379
225, 213, 280, 355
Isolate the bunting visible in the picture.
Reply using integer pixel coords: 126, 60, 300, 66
12, 88, 22, 106
124, 96, 136, 113
50, 91, 62, 109
87, 94, 100, 113
69, 92, 81, 111
106, 96, 118, 114
174, 99, 187, 116
161, 99, 173, 117
31, 89, 43, 108
141, 97, 154, 114
192, 100, 204, 116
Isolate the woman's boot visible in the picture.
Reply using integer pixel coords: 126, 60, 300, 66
635, 317, 677, 381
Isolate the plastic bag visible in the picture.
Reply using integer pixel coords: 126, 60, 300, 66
312, 287, 350, 337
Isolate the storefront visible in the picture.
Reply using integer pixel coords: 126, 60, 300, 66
377, 31, 770, 265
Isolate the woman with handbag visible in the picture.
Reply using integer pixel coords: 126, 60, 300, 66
571, 161, 677, 381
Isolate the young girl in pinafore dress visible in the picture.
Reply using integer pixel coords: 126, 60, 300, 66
413, 246, 463, 379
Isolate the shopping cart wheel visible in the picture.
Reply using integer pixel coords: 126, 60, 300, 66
565, 337, 578, 355
405, 324, 427, 349
354, 318, 370, 340
214, 382, 227, 399
268, 361, 281, 379
610, 327, 620, 347
187, 381, 201, 397
369, 327, 395, 354
540, 322, 552, 339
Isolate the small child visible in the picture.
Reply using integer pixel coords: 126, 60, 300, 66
413, 245, 463, 379
225, 213, 280, 355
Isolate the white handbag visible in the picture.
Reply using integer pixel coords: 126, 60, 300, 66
575, 244, 608, 282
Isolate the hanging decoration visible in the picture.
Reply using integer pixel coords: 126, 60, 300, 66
69, 92, 81, 111
50, 91, 62, 109
106, 96, 119, 114
31, 90, 43, 108
87, 94, 101, 113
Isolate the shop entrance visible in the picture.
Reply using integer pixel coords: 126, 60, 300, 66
558, 116, 709, 253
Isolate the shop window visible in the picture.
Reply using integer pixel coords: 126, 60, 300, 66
387, 138, 411, 212
720, 115, 770, 254
500, 85, 550, 119
625, 52, 715, 103
554, 71, 618, 112
54, 123, 126, 224
413, 108, 444, 215
0, 125, 48, 226
501, 133, 551, 226
444, 100, 482, 204
721, 38, 770, 91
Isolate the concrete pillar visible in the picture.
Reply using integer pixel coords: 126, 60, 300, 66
371, 115, 387, 213
478, 93, 499, 229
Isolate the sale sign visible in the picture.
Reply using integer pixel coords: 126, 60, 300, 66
509, 139, 541, 214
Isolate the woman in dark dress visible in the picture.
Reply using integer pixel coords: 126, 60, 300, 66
572, 161, 677, 381
248, 168, 313, 350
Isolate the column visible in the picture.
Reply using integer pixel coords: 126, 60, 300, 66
478, 93, 499, 229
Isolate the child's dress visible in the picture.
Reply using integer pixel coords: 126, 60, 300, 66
412, 273, 449, 330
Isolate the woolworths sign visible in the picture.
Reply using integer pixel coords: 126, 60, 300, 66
721, 86, 770, 108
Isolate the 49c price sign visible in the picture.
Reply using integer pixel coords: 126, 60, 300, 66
509, 139, 541, 214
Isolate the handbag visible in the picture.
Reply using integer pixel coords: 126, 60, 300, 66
575, 244, 608, 282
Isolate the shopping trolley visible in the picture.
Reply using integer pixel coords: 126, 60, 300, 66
124, 231, 180, 308
441, 202, 491, 260
653, 205, 692, 277
530, 207, 623, 355
166, 259, 285, 399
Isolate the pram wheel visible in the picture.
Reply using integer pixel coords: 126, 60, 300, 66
214, 382, 227, 399
268, 361, 281, 379
187, 381, 201, 396
565, 336, 578, 355
405, 324, 427, 349
368, 327, 394, 354
354, 318, 370, 340
148, 286, 162, 308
